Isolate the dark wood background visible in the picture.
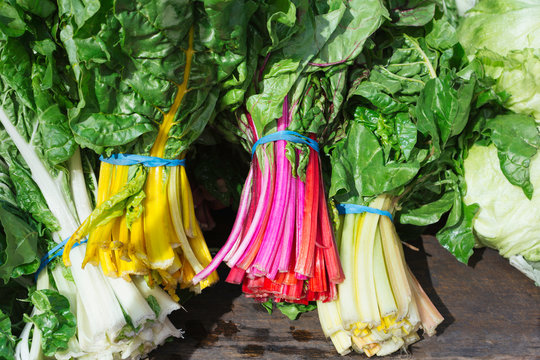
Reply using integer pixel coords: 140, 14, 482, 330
150, 231, 540, 360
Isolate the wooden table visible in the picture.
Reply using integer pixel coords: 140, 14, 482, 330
150, 235, 540, 359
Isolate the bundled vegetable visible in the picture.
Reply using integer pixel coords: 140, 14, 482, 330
59, 0, 255, 296
314, 2, 496, 354
0, 2, 182, 358
192, 0, 388, 304
318, 198, 442, 356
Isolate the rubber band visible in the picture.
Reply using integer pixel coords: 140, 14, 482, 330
336, 203, 393, 221
99, 154, 186, 167
251, 130, 319, 157
34, 237, 88, 280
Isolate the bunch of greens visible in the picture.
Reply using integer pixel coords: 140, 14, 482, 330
193, 0, 389, 305
331, 7, 483, 263
0, 1, 183, 359
59, 0, 257, 294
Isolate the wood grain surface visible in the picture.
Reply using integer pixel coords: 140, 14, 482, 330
149, 235, 540, 360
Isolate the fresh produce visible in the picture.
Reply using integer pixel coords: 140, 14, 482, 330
0, 160, 40, 360
0, 1, 182, 358
315, 1, 497, 353
192, 0, 389, 304
458, 0, 540, 122
58, 0, 256, 296
464, 143, 540, 283
457, 0, 540, 283
0, 104, 182, 360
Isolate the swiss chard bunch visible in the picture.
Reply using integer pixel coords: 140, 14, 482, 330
193, 0, 389, 304
318, 3, 483, 355
61, 0, 257, 294
0, 1, 183, 359
332, 12, 489, 263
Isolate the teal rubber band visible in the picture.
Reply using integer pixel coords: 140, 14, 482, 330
34, 237, 88, 280
251, 130, 319, 157
100, 154, 186, 167
336, 203, 393, 221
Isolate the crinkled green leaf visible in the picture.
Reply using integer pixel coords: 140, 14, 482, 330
73, 166, 147, 238
458, 0, 540, 57
487, 114, 540, 199
0, 2, 26, 38
0, 309, 16, 360
16, 0, 57, 18
474, 48, 540, 120
330, 122, 420, 204
24, 289, 76, 357
400, 190, 455, 226
246, 0, 347, 135
425, 18, 458, 50
436, 197, 479, 264
0, 199, 40, 283
308, 0, 388, 67
0, 38, 34, 110
262, 300, 316, 321
275, 301, 317, 321
62, 0, 242, 157
415, 73, 475, 155
390, 0, 436, 27
57, 0, 101, 28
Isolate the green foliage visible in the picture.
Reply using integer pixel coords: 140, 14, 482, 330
24, 290, 76, 357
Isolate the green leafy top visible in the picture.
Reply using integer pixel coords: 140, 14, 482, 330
0, 0, 78, 168
0, 308, 16, 360
61, 0, 256, 158
244, 0, 388, 139
23, 289, 76, 357
328, 4, 540, 264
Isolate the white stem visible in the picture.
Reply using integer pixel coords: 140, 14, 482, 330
68, 148, 93, 221
0, 107, 79, 239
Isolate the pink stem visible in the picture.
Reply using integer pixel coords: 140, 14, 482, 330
192, 168, 254, 284
251, 99, 291, 274
277, 172, 296, 272
226, 151, 273, 267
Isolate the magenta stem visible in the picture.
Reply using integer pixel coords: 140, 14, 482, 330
192, 168, 254, 284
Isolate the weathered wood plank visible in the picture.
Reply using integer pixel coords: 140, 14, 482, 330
150, 236, 540, 359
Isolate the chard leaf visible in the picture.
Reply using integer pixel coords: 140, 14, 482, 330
487, 114, 540, 199
425, 18, 458, 50
70, 166, 147, 239
0, 133, 59, 231
0, 38, 34, 110
246, 0, 347, 134
263, 299, 317, 321
146, 295, 161, 318
16, 0, 57, 18
400, 190, 455, 226
0, 199, 40, 283
330, 122, 420, 204
57, 0, 101, 28
0, 309, 16, 360
415, 73, 475, 155
390, 0, 436, 27
308, 0, 389, 67
275, 301, 317, 321
436, 198, 479, 264
24, 289, 76, 357
0, 2, 26, 38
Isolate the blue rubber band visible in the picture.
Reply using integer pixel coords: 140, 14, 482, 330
251, 130, 319, 158
34, 237, 88, 280
100, 154, 186, 167
336, 203, 393, 221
